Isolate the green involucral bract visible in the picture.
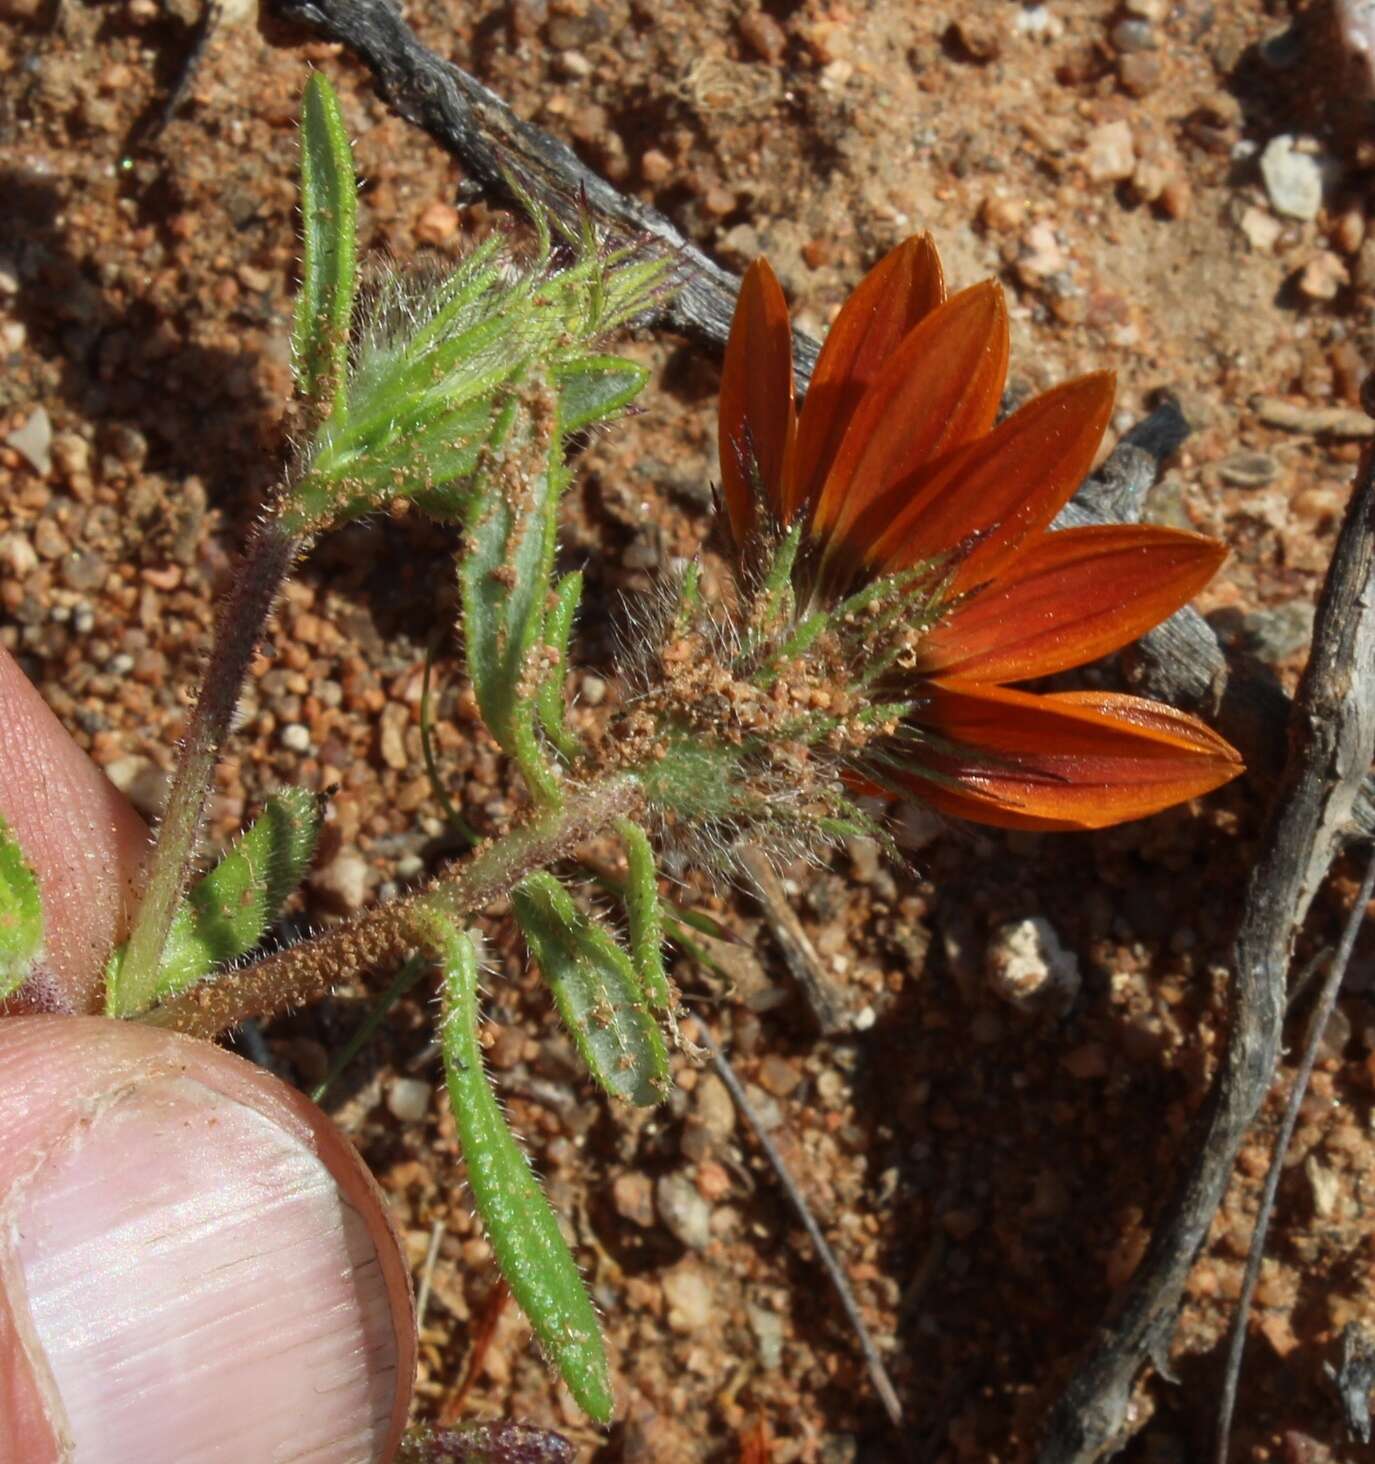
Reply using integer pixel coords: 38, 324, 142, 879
106, 787, 321, 1016
514, 872, 670, 1107
431, 917, 614, 1422
635, 737, 743, 823
0, 815, 44, 1000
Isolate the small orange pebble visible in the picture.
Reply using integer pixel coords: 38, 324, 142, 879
415, 202, 460, 246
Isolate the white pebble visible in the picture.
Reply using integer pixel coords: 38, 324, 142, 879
1337, 0, 1375, 93
278, 722, 311, 753
986, 917, 1080, 1012
311, 851, 371, 911
0, 533, 38, 575
1085, 120, 1136, 184
6, 407, 52, 476
387, 1077, 432, 1123
580, 673, 607, 706
1259, 134, 1325, 221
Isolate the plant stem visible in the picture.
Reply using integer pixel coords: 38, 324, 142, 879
117, 518, 299, 1013
141, 772, 641, 1039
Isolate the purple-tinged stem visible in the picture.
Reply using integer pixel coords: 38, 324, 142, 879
114, 519, 299, 1015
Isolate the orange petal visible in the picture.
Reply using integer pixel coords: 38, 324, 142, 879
919, 525, 1227, 683
809, 281, 1010, 556
719, 258, 797, 545
785, 235, 946, 523
895, 681, 1243, 830
856, 372, 1116, 588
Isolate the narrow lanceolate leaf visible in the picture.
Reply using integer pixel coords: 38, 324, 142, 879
514, 873, 669, 1107
553, 356, 648, 437
0, 815, 43, 1000
431, 918, 613, 1423
459, 350, 650, 797
457, 410, 563, 769
537, 571, 584, 763
107, 788, 321, 1015
613, 818, 672, 1013
293, 71, 358, 417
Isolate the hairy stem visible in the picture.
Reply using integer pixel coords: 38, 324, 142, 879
141, 773, 641, 1038
117, 519, 300, 1013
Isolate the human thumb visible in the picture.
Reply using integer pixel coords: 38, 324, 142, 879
0, 1016, 416, 1463
0, 645, 149, 1014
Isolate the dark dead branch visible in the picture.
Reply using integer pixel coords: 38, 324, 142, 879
1326, 1322, 1375, 1444
267, 0, 1375, 837
1214, 848, 1375, 1462
1037, 435, 1375, 1462
271, 0, 816, 379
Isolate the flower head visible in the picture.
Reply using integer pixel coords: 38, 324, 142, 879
712, 235, 1243, 832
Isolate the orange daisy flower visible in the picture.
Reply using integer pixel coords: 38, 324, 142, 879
718, 235, 1243, 830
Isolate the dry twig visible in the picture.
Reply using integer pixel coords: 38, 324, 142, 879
1214, 848, 1375, 1462
693, 1019, 904, 1430
738, 848, 853, 1037
1038, 432, 1375, 1461
1326, 1322, 1375, 1444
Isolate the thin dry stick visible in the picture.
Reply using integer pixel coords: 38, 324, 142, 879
437, 1277, 511, 1426
1038, 433, 1375, 1462
738, 848, 852, 1037
693, 1019, 904, 1429
415, 1217, 446, 1332
1214, 847, 1375, 1463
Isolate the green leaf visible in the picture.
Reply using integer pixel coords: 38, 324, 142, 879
553, 356, 649, 437
537, 571, 584, 763
0, 815, 43, 1000
454, 353, 651, 798
613, 817, 672, 1013
514, 872, 669, 1107
293, 71, 358, 418
456, 415, 563, 775
287, 195, 668, 537
107, 788, 321, 1015
431, 918, 613, 1423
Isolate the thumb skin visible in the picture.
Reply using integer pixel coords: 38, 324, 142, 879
0, 1017, 417, 1463
0, 646, 150, 1014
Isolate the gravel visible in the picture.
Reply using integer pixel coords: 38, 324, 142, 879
1259, 134, 1325, 221
6, 407, 52, 475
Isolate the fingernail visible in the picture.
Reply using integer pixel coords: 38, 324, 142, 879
14, 1072, 400, 1463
